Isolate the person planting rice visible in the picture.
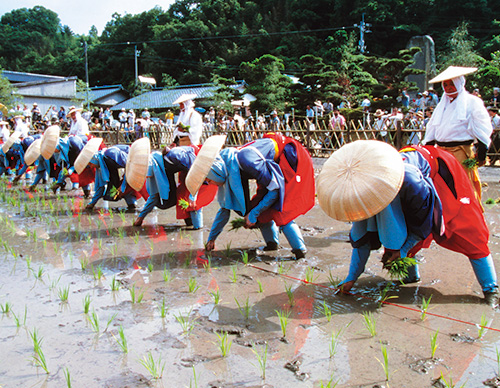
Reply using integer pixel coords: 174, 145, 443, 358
133, 145, 217, 228
11, 134, 42, 183
187, 133, 315, 259
317, 140, 499, 306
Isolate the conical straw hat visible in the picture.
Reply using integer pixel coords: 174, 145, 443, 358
173, 93, 197, 104
40, 125, 60, 159
316, 140, 405, 222
2, 131, 20, 153
24, 138, 42, 166
186, 135, 227, 196
126, 137, 151, 191
74, 137, 103, 174
429, 66, 477, 84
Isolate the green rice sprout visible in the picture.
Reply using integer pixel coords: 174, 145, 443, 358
178, 198, 189, 210
229, 217, 245, 231
174, 308, 196, 335
92, 265, 104, 281
229, 265, 238, 283
240, 250, 251, 265
216, 331, 232, 357
147, 239, 154, 254
362, 311, 377, 337
118, 211, 126, 223
132, 232, 140, 244
163, 267, 172, 283
203, 256, 212, 272
378, 282, 398, 307
235, 297, 252, 320
496, 347, 500, 377
1, 301, 12, 314
58, 285, 70, 303
83, 294, 91, 314
189, 365, 198, 388
48, 275, 61, 291
319, 375, 340, 388
105, 313, 117, 332
138, 352, 165, 379
114, 325, 128, 353
87, 309, 100, 332
110, 276, 120, 291
477, 313, 490, 339
430, 329, 439, 359
109, 186, 119, 200
33, 265, 44, 280
486, 198, 496, 205
129, 285, 144, 304
209, 289, 221, 305
157, 298, 168, 318
257, 279, 264, 293
224, 241, 232, 258
386, 256, 417, 281
276, 309, 291, 338
421, 295, 432, 321
329, 323, 351, 358
64, 367, 72, 388
322, 301, 332, 322
439, 372, 466, 388
146, 262, 154, 273
252, 343, 268, 381
277, 260, 286, 274
11, 305, 27, 328
462, 158, 478, 169
30, 329, 49, 374
284, 283, 295, 307
187, 277, 200, 293
375, 343, 391, 382
80, 257, 89, 271
305, 266, 316, 284
117, 227, 126, 240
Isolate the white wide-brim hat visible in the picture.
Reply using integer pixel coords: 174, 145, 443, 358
429, 66, 478, 84
68, 107, 83, 116
2, 131, 20, 153
24, 138, 42, 166
40, 125, 60, 159
186, 135, 227, 196
173, 93, 197, 104
316, 140, 405, 222
74, 137, 103, 174
126, 137, 151, 191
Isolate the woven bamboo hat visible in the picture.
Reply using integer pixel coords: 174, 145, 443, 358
74, 137, 103, 174
24, 138, 42, 166
429, 66, 477, 84
186, 135, 226, 196
126, 137, 151, 191
316, 140, 405, 222
173, 93, 197, 104
2, 131, 20, 153
40, 125, 60, 159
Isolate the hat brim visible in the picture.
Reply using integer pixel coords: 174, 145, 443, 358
24, 138, 42, 166
185, 135, 227, 196
316, 140, 405, 222
126, 137, 151, 191
2, 131, 20, 153
74, 137, 103, 174
173, 93, 198, 104
40, 125, 60, 159
429, 66, 477, 83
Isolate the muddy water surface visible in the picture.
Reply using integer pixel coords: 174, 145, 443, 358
2, 167, 500, 387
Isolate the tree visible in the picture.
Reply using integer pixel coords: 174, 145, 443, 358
0, 69, 20, 112
210, 75, 239, 112
438, 22, 486, 69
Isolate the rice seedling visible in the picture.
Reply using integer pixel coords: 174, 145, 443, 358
48, 275, 61, 291
277, 260, 286, 274
386, 256, 417, 281
168, 251, 175, 259
25, 256, 32, 273
157, 298, 168, 318
178, 198, 189, 210
240, 250, 251, 265
162, 267, 172, 283
131, 232, 140, 244
64, 367, 72, 388
362, 311, 377, 337
87, 309, 100, 332
129, 285, 144, 304
114, 325, 128, 353
235, 297, 252, 320
105, 313, 117, 332
257, 279, 264, 293
229, 217, 245, 231
117, 227, 126, 240
189, 366, 198, 388
11, 305, 28, 328
329, 326, 348, 358
284, 283, 295, 307
276, 309, 291, 338
92, 265, 104, 281
375, 343, 390, 382
1, 301, 12, 313
430, 329, 439, 359
252, 343, 268, 381
174, 308, 196, 335
109, 243, 117, 257
439, 372, 466, 388
30, 329, 49, 374
110, 276, 120, 291
305, 266, 316, 284
421, 295, 432, 321
378, 282, 398, 307
138, 352, 165, 379
229, 265, 238, 283
108, 208, 114, 221
83, 294, 91, 314
58, 285, 70, 303
477, 313, 489, 339
53, 216, 59, 228
224, 241, 232, 258
216, 331, 232, 357
97, 238, 103, 250
209, 289, 221, 305
203, 256, 212, 272
147, 262, 154, 273
53, 240, 59, 254
187, 277, 200, 293
118, 211, 126, 223
322, 301, 332, 322
147, 239, 154, 254
496, 347, 500, 377
183, 250, 193, 268
319, 375, 340, 388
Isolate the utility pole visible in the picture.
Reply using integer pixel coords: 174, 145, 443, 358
84, 41, 90, 111
134, 45, 141, 86
354, 13, 371, 54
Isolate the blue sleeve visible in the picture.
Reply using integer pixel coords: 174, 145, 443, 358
16, 164, 28, 178
207, 208, 231, 242
247, 189, 279, 224
89, 185, 105, 206
166, 147, 195, 171
283, 143, 298, 172
120, 175, 127, 192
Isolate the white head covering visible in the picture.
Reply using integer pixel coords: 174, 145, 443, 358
427, 76, 467, 127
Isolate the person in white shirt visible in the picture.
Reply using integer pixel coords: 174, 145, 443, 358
13, 115, 29, 139
68, 107, 90, 136
172, 94, 203, 146
423, 66, 492, 203
0, 121, 10, 143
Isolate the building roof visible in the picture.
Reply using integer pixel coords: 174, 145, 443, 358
1, 70, 66, 83
111, 82, 244, 111
76, 85, 128, 103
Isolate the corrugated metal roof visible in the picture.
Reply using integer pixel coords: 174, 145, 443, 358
1, 70, 65, 83
76, 85, 127, 102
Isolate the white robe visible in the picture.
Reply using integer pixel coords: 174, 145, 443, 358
69, 113, 90, 136
173, 100, 203, 145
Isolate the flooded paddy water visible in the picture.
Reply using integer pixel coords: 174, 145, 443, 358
2, 166, 500, 387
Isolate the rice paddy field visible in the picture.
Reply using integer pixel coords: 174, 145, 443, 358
2, 166, 500, 387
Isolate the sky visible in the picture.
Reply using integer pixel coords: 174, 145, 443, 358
0, 0, 176, 35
